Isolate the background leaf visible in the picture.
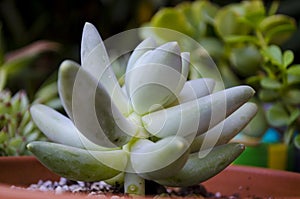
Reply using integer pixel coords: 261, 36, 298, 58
151, 8, 194, 40
258, 89, 279, 102
287, 64, 300, 76
266, 103, 289, 127
283, 50, 294, 68
294, 134, 300, 149
263, 45, 282, 66
259, 15, 296, 45
260, 77, 282, 89
283, 89, 300, 105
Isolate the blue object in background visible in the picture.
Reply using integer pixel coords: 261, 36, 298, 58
262, 128, 281, 143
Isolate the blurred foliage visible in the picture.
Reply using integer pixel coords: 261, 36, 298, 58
0, 0, 182, 94
0, 0, 300, 148
0, 90, 44, 156
1, 0, 299, 75
142, 0, 300, 147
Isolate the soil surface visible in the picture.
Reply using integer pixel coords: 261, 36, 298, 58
12, 177, 263, 199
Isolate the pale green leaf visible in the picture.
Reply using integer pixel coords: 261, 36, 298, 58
260, 77, 282, 90
283, 50, 294, 68
264, 45, 282, 66
287, 65, 300, 76
266, 103, 289, 127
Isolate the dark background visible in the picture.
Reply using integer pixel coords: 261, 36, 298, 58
0, 0, 299, 96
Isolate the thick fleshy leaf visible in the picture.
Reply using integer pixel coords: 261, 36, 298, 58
142, 86, 255, 138
190, 102, 257, 152
165, 52, 190, 106
30, 104, 105, 150
176, 52, 190, 94
130, 136, 190, 180
176, 78, 215, 104
81, 22, 102, 64
125, 42, 184, 114
155, 143, 245, 186
126, 37, 157, 76
58, 61, 134, 147
27, 141, 128, 181
132, 42, 182, 73
81, 24, 131, 116
58, 60, 80, 119
126, 66, 183, 115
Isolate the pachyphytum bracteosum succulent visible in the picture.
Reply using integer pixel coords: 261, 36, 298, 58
27, 22, 257, 195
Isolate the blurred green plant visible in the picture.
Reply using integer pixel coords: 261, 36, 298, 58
0, 90, 44, 156
142, 0, 300, 148
0, 24, 60, 156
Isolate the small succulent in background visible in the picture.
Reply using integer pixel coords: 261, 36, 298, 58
0, 90, 46, 156
27, 22, 257, 196
142, 0, 300, 147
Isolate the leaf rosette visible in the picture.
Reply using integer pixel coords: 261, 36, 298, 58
28, 23, 257, 195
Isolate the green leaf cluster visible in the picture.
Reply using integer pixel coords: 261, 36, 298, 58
144, 0, 300, 147
0, 90, 47, 156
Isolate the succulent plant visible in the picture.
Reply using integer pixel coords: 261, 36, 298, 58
0, 90, 48, 156
27, 22, 257, 195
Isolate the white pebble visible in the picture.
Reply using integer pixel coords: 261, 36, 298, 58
215, 192, 222, 198
77, 181, 85, 187
55, 186, 64, 194
59, 177, 67, 185
39, 185, 49, 192
62, 185, 69, 191
37, 180, 44, 186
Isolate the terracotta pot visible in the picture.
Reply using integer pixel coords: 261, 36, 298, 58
1, 156, 300, 198
202, 165, 300, 198
233, 143, 297, 171
0, 156, 59, 186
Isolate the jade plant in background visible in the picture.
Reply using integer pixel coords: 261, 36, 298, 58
27, 22, 257, 196
142, 0, 300, 147
0, 24, 60, 156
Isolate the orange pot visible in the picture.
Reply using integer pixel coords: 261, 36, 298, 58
1, 156, 300, 198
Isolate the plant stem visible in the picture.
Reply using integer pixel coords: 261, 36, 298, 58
255, 30, 267, 49
124, 172, 145, 196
